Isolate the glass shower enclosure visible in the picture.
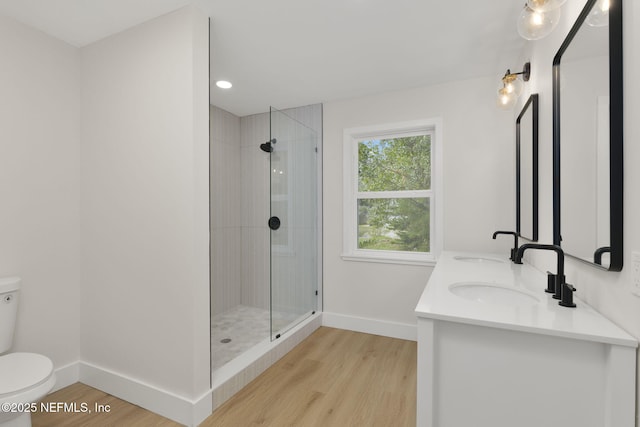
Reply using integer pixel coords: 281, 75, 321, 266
209, 103, 320, 374
268, 107, 318, 340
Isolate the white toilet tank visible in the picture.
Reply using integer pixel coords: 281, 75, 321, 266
0, 277, 20, 354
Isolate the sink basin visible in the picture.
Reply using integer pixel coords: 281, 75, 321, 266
453, 256, 505, 264
449, 282, 539, 306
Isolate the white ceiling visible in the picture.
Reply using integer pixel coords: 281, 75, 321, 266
0, 0, 526, 117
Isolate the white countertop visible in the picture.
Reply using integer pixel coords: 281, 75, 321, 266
415, 251, 638, 348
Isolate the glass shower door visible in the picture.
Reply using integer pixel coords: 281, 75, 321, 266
269, 107, 318, 340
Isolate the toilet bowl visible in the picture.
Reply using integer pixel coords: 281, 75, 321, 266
0, 278, 56, 427
0, 353, 56, 427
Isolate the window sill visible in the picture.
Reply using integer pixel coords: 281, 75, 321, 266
341, 253, 437, 267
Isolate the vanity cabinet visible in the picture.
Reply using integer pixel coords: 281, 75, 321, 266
415, 252, 637, 427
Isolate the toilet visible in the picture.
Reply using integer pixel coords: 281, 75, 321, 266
0, 277, 56, 427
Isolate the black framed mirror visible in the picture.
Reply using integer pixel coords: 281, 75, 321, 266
516, 94, 539, 242
553, 0, 623, 271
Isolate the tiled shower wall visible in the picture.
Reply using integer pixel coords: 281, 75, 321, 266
210, 105, 242, 316
210, 104, 322, 317
239, 112, 270, 310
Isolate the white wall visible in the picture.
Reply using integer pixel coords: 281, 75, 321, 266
323, 76, 513, 326
79, 6, 210, 400
0, 15, 81, 369
515, 0, 640, 423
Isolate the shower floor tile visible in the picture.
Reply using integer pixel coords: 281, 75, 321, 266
211, 305, 270, 370
211, 305, 305, 370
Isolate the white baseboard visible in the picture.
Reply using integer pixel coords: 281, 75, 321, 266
191, 391, 214, 427
51, 361, 80, 393
45, 315, 321, 427
321, 312, 417, 341
79, 362, 212, 427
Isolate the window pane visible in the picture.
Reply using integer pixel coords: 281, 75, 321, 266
358, 198, 430, 252
358, 135, 431, 192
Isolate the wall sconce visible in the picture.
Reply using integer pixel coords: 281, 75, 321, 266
527, 0, 566, 12
496, 62, 531, 110
586, 0, 610, 27
517, 1, 562, 40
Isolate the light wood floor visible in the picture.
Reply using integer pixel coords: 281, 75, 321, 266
203, 327, 416, 426
32, 327, 416, 427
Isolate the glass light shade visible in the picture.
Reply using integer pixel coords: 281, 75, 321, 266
497, 87, 517, 110
526, 0, 567, 12
586, 0, 609, 27
518, 5, 561, 40
503, 74, 524, 97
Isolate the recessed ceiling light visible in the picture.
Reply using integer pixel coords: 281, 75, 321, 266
216, 80, 232, 89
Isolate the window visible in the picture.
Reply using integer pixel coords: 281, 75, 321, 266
342, 119, 442, 265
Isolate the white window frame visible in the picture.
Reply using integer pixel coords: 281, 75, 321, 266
341, 118, 443, 266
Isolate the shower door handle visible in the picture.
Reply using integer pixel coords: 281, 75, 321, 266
268, 216, 281, 230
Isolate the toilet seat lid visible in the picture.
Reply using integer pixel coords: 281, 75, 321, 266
0, 352, 54, 395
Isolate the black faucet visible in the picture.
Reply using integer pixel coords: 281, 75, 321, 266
492, 231, 518, 262
514, 243, 576, 308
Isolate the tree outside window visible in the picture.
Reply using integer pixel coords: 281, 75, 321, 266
357, 135, 431, 253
